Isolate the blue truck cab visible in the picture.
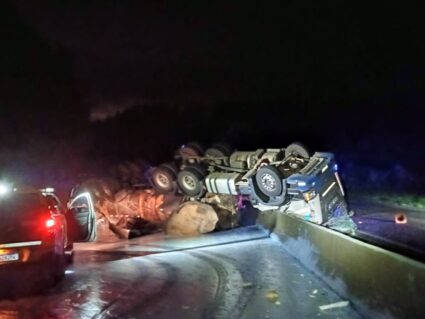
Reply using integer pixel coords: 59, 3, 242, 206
284, 152, 347, 224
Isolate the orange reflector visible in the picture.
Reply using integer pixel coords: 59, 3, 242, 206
0, 249, 10, 255
395, 213, 407, 224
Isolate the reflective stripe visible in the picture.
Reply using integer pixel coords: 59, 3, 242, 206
334, 172, 345, 196
321, 182, 336, 198
0, 241, 42, 248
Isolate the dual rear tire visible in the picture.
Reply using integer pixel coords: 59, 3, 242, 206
177, 165, 207, 197
151, 163, 206, 197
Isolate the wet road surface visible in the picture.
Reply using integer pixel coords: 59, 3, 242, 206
0, 226, 361, 319
350, 198, 425, 261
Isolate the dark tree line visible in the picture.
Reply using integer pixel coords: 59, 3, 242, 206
0, 1, 89, 187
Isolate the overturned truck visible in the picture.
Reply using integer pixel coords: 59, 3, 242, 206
69, 142, 351, 241
150, 142, 348, 225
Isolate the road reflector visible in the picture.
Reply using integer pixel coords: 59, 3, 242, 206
395, 213, 407, 224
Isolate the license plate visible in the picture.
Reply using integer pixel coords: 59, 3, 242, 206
0, 252, 19, 262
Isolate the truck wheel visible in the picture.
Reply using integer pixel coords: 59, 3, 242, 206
206, 143, 233, 157
151, 164, 177, 193
52, 241, 66, 283
205, 147, 226, 158
179, 142, 204, 159
285, 142, 311, 159
205, 143, 232, 165
177, 167, 205, 197
255, 165, 284, 197
186, 142, 204, 155
161, 162, 179, 176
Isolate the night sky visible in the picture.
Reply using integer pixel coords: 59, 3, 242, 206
1, 1, 424, 190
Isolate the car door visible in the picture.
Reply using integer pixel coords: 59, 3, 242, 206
67, 192, 96, 242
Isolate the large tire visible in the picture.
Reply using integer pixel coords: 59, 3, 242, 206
52, 239, 66, 284
285, 142, 311, 159
178, 142, 204, 161
161, 162, 179, 176
53, 255, 66, 283
205, 147, 226, 158
185, 142, 204, 155
151, 164, 177, 193
205, 143, 232, 165
177, 166, 205, 197
205, 143, 233, 157
255, 165, 284, 197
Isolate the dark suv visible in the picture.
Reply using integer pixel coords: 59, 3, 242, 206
0, 185, 70, 295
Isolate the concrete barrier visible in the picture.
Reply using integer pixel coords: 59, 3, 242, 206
259, 212, 425, 319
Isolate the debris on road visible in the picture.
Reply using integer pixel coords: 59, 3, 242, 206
324, 215, 357, 235
200, 193, 238, 230
309, 289, 319, 298
319, 301, 349, 311
265, 290, 280, 303
242, 282, 254, 288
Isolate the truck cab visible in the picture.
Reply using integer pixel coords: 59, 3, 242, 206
253, 152, 347, 224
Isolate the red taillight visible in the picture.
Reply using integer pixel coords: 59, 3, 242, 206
45, 218, 55, 228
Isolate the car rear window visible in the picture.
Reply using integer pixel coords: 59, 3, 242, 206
0, 193, 44, 216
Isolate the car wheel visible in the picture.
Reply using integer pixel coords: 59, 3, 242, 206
151, 164, 177, 193
255, 165, 284, 197
52, 235, 67, 280
53, 259, 66, 283
177, 166, 205, 197
44, 251, 66, 286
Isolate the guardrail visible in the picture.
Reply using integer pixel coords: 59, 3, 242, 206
258, 212, 425, 319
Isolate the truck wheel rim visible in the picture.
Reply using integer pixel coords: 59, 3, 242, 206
182, 175, 196, 190
156, 173, 170, 188
261, 173, 276, 192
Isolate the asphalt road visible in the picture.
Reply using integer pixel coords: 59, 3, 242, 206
350, 198, 425, 261
0, 226, 361, 319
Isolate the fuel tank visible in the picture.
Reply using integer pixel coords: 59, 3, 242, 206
205, 172, 242, 195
